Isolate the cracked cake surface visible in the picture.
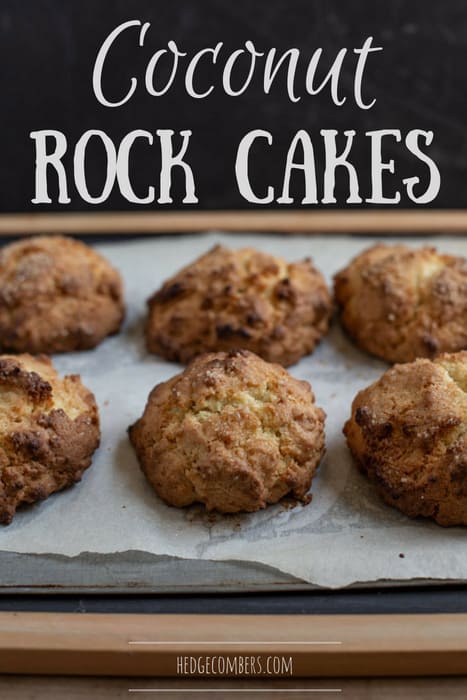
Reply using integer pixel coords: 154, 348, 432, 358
0, 354, 100, 524
0, 235, 125, 353
129, 349, 326, 513
145, 244, 332, 366
334, 244, 467, 363
344, 351, 467, 526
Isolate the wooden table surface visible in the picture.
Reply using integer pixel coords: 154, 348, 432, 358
1, 675, 467, 699
1, 209, 467, 235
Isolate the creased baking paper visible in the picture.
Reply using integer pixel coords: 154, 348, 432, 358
1, 233, 466, 589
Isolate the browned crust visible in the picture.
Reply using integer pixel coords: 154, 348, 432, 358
344, 351, 467, 526
0, 354, 100, 524
129, 349, 326, 513
0, 235, 125, 353
145, 245, 332, 367
334, 244, 467, 363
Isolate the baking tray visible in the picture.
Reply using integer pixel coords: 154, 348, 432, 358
0, 211, 466, 597
0, 211, 467, 594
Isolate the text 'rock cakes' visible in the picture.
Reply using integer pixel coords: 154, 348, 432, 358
129, 349, 326, 513
0, 354, 100, 524
334, 244, 467, 363
0, 235, 125, 353
145, 245, 332, 367
344, 351, 467, 527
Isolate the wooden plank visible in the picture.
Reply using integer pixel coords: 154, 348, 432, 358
1, 612, 467, 677
0, 210, 466, 235
2, 675, 467, 698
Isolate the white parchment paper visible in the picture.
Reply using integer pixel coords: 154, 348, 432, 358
1, 233, 466, 589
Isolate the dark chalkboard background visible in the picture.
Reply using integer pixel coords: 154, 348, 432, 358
0, 0, 466, 212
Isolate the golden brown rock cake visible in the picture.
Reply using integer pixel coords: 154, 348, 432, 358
0, 354, 100, 524
145, 245, 332, 366
344, 351, 467, 526
0, 235, 124, 353
129, 349, 326, 513
334, 244, 467, 363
